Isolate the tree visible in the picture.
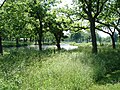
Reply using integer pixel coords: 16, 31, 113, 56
27, 0, 56, 50
108, 0, 120, 42
110, 0, 120, 32
95, 0, 119, 49
73, 0, 108, 53
43, 31, 55, 45
96, 25, 116, 49
71, 32, 82, 43
0, 0, 7, 55
3, 0, 29, 48
46, 10, 70, 50
48, 17, 64, 50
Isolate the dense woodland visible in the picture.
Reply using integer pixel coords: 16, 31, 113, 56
0, 0, 119, 53
0, 0, 120, 90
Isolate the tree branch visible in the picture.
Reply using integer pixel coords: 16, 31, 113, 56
84, 0, 89, 6
96, 19, 109, 27
96, 0, 100, 15
94, 0, 108, 18
96, 20, 114, 33
73, 26, 88, 30
112, 19, 120, 32
0, 0, 7, 8
96, 27, 111, 35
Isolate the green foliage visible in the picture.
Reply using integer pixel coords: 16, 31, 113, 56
1, 0, 29, 39
43, 31, 55, 44
2, 41, 33, 47
0, 0, 120, 89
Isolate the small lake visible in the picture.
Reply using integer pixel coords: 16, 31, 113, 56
28, 44, 78, 50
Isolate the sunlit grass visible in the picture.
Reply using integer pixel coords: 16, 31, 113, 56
0, 48, 94, 90
90, 83, 120, 90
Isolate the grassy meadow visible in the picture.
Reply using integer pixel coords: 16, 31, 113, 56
0, 43, 120, 90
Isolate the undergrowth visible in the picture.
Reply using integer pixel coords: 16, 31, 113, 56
0, 46, 120, 90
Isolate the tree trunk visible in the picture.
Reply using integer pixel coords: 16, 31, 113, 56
34, 0, 43, 51
35, 37, 37, 45
55, 35, 61, 50
0, 0, 6, 55
118, 31, 120, 44
90, 18, 97, 53
24, 38, 25, 42
16, 38, 19, 48
38, 21, 42, 51
0, 33, 3, 55
30, 37, 32, 42
110, 35, 116, 49
56, 40, 61, 50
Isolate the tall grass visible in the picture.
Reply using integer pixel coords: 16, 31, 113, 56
0, 48, 93, 90
0, 46, 120, 90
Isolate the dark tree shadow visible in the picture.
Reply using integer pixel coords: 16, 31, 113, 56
75, 46, 120, 85
98, 70, 120, 85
